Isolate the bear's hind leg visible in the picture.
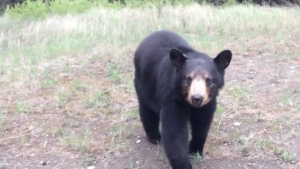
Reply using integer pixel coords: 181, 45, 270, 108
139, 103, 161, 144
134, 78, 161, 144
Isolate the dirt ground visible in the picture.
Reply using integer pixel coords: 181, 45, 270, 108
0, 34, 300, 169
97, 36, 300, 169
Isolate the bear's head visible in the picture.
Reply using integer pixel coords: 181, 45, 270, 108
170, 48, 232, 108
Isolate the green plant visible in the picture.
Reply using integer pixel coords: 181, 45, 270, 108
7, 0, 48, 18
274, 147, 297, 164
190, 152, 202, 164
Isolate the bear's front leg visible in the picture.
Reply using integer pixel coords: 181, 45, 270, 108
161, 103, 192, 169
189, 100, 216, 156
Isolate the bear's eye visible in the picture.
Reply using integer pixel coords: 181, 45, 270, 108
186, 77, 192, 85
206, 77, 212, 86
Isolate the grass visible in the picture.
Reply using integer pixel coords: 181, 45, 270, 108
1, 3, 300, 168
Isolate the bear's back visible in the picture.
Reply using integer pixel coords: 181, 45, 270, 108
134, 30, 195, 75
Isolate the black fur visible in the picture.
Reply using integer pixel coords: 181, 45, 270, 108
133, 30, 232, 169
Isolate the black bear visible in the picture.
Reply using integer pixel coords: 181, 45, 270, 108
133, 30, 232, 169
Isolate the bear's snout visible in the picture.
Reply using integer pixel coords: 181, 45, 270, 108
191, 94, 203, 107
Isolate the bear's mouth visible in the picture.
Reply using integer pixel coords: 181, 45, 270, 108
193, 103, 202, 107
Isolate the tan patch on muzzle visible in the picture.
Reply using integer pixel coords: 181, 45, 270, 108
187, 77, 211, 107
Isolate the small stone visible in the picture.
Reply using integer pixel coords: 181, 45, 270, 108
136, 140, 141, 143
40, 161, 48, 166
234, 122, 241, 126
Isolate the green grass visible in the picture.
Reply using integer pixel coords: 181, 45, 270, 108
0, 3, 300, 168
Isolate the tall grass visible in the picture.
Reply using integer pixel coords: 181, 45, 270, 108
1, 4, 299, 79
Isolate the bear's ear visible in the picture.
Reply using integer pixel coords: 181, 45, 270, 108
169, 48, 187, 67
214, 50, 232, 70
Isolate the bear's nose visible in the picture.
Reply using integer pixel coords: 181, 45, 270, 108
192, 94, 203, 106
